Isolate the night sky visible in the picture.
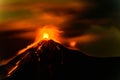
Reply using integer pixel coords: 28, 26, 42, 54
0, 0, 120, 61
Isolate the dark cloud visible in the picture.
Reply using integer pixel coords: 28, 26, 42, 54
60, 0, 119, 39
61, 23, 90, 38
0, 30, 33, 37
80, 0, 119, 18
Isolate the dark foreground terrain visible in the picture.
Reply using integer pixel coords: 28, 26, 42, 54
1, 40, 120, 80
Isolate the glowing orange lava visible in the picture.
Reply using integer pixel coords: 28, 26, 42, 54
35, 25, 62, 42
70, 41, 76, 47
43, 33, 49, 39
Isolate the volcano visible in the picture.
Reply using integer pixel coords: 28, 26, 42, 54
0, 40, 120, 80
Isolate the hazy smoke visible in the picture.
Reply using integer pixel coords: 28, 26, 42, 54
0, 0, 120, 60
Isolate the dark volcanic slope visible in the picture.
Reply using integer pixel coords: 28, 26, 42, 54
1, 40, 120, 80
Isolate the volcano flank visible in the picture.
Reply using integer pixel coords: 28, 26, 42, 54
1, 40, 120, 80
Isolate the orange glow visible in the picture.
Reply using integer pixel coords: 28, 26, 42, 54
43, 33, 49, 39
35, 25, 62, 42
70, 41, 76, 47
8, 65, 18, 77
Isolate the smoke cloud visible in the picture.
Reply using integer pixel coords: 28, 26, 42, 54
0, 0, 120, 60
